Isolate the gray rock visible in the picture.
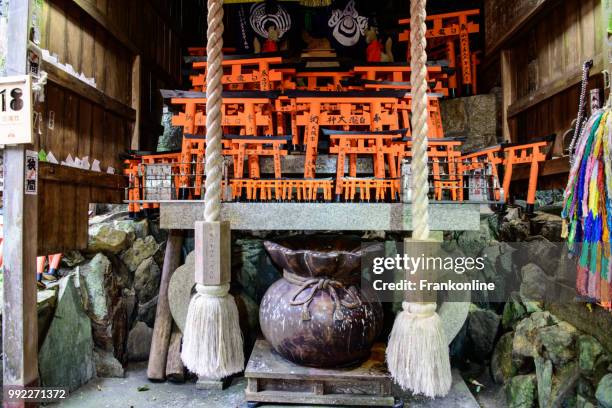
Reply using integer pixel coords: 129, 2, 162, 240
234, 239, 281, 302
537, 321, 577, 366
61, 250, 86, 268
79, 253, 128, 363
87, 224, 129, 254
137, 295, 158, 327
577, 394, 596, 408
113, 218, 149, 241
120, 236, 162, 272
37, 289, 58, 344
520, 263, 549, 302
456, 218, 495, 258
500, 219, 531, 242
93, 348, 124, 378
578, 335, 604, 372
39, 275, 95, 392
513, 312, 554, 358
502, 293, 527, 330
524, 236, 559, 276
535, 356, 553, 408
506, 374, 537, 408
491, 332, 520, 384
467, 304, 500, 359
79, 254, 113, 322
134, 257, 161, 303
504, 207, 522, 222
530, 212, 563, 242
127, 322, 153, 362
596, 373, 612, 408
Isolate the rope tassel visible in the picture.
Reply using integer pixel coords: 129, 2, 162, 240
387, 303, 452, 398
181, 284, 244, 379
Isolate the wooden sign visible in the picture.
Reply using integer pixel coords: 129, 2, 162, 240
0, 75, 32, 145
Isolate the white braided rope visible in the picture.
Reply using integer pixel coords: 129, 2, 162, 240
410, 0, 429, 241
204, 0, 225, 222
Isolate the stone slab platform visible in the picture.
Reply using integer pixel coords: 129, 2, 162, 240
160, 202, 481, 231
48, 362, 480, 408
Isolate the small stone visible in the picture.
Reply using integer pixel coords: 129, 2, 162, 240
61, 250, 86, 268
596, 373, 612, 408
87, 224, 129, 254
127, 322, 153, 362
504, 207, 522, 222
120, 236, 161, 272
578, 335, 604, 372
134, 258, 161, 303
93, 348, 124, 378
520, 263, 550, 302
113, 218, 149, 241
537, 322, 577, 366
491, 332, 520, 384
467, 304, 501, 360
502, 294, 527, 330
513, 312, 554, 358
535, 356, 553, 408
456, 218, 494, 258
530, 212, 563, 242
500, 219, 531, 242
137, 295, 158, 327
506, 374, 537, 408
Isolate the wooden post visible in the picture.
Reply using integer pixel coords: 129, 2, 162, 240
147, 230, 184, 381
3, 0, 40, 401
165, 325, 185, 383
501, 49, 513, 143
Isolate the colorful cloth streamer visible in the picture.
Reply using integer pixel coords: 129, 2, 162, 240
563, 108, 612, 310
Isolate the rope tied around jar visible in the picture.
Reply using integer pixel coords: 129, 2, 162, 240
283, 271, 362, 321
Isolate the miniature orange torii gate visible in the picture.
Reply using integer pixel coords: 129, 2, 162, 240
164, 90, 278, 137
191, 56, 284, 91
326, 129, 404, 201
289, 91, 407, 178
399, 9, 480, 95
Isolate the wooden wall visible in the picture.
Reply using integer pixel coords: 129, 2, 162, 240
35, 0, 204, 166
485, 0, 604, 146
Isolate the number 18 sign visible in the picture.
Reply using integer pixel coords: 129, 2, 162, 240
0, 75, 32, 145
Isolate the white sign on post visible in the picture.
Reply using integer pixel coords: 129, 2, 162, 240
0, 75, 33, 145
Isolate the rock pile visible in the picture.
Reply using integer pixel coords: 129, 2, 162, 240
38, 206, 166, 387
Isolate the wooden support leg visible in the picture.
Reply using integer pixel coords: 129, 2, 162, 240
526, 158, 540, 214
147, 231, 184, 381
447, 40, 458, 97
502, 152, 515, 204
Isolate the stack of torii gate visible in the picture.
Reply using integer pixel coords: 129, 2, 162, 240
124, 16, 550, 216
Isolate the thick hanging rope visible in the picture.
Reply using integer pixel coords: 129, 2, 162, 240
182, 0, 244, 380
204, 0, 225, 223
410, 0, 430, 241
386, 0, 452, 398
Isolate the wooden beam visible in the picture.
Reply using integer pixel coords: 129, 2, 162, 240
511, 156, 570, 181
507, 59, 603, 119
485, 0, 561, 57
65, 0, 139, 54
38, 162, 128, 189
43, 61, 136, 121
3, 0, 40, 396
131, 55, 142, 149
501, 49, 513, 142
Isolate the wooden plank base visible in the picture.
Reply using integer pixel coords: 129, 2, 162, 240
245, 340, 398, 407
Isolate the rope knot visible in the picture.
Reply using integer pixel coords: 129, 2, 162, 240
402, 302, 437, 318
195, 283, 230, 298
283, 271, 362, 321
